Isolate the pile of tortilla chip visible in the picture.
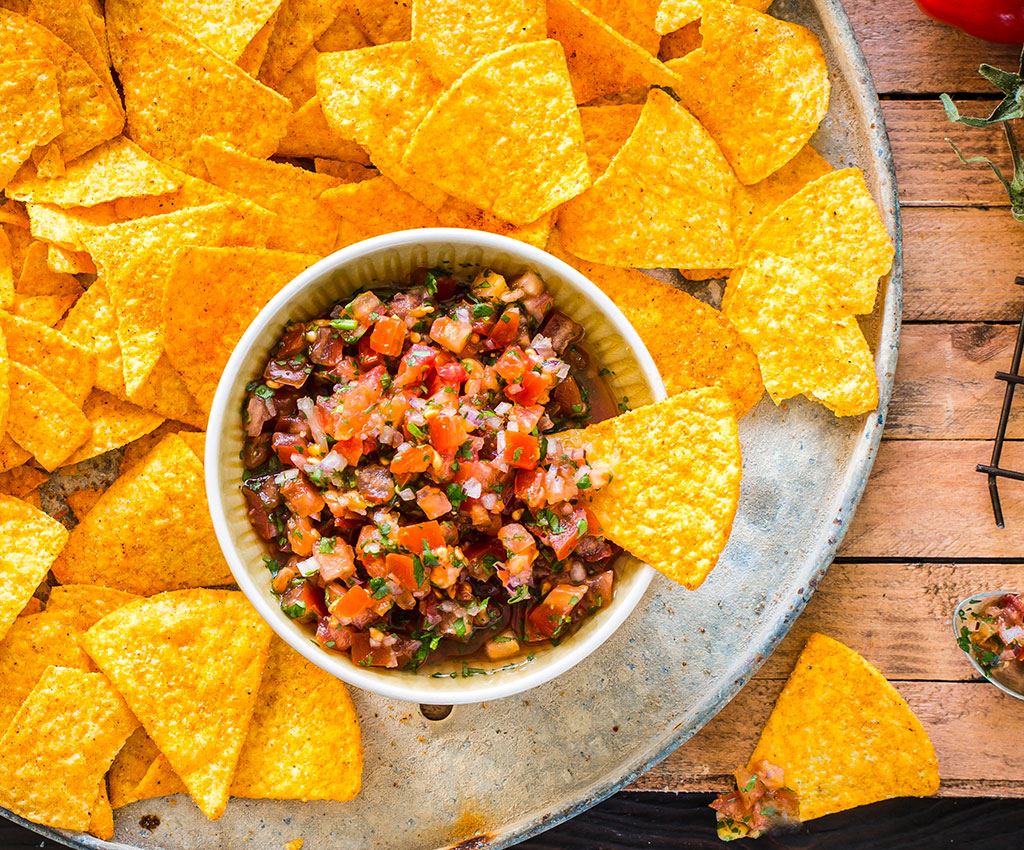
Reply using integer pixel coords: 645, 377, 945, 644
711, 634, 939, 840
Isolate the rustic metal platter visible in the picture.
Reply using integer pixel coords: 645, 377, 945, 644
12, 0, 901, 846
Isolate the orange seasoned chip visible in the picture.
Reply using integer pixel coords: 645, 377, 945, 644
107, 0, 291, 165
314, 158, 379, 182
233, 639, 362, 801
0, 11, 123, 164
667, 4, 829, 184
412, 0, 546, 83
723, 251, 878, 416
53, 434, 234, 594
547, 0, 680, 104
403, 41, 590, 225
323, 176, 441, 248
130, 753, 187, 802
559, 388, 741, 589
658, 19, 701, 61
0, 229, 14, 309
344, 0, 412, 44
0, 464, 47, 499
744, 168, 894, 316
84, 589, 273, 820
0, 436, 31, 474
0, 666, 138, 832
582, 0, 660, 53
7, 361, 91, 470
164, 246, 318, 412
258, 0, 347, 88
45, 584, 143, 630
577, 104, 642, 179
629, 0, 772, 35
237, 7, 280, 75
16, 240, 83, 300
0, 61, 62, 190
133, 0, 283, 62
0, 497, 68, 642
0, 311, 97, 405
108, 727, 162, 809
66, 488, 104, 520
269, 13, 369, 105
558, 88, 738, 268
47, 245, 95, 275
63, 390, 165, 466
277, 97, 376, 163
438, 201, 555, 249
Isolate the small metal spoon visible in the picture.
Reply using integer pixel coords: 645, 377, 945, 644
952, 590, 1024, 702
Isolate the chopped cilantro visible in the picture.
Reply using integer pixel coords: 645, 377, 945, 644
508, 585, 530, 604
407, 422, 428, 441
281, 600, 307, 619
446, 482, 467, 509
330, 317, 359, 330
577, 474, 591, 489
413, 556, 425, 586
453, 617, 467, 638
369, 577, 389, 599
317, 537, 336, 554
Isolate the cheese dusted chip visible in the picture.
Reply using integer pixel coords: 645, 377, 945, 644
578, 104, 642, 180
0, 61, 62, 191
108, 727, 161, 809
83, 589, 273, 820
7, 361, 91, 470
63, 390, 165, 466
558, 88, 738, 268
277, 97, 375, 164
723, 251, 878, 416
130, 0, 282, 62
402, 40, 590, 225
45, 584, 143, 630
0, 311, 96, 405
560, 388, 741, 589
258, 0, 347, 88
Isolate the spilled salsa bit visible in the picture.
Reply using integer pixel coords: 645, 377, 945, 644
710, 760, 800, 841
241, 266, 620, 671
957, 592, 1024, 688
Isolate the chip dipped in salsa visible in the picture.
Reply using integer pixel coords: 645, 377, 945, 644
240, 266, 622, 672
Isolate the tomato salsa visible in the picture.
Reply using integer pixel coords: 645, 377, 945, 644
957, 592, 1024, 691
240, 266, 620, 672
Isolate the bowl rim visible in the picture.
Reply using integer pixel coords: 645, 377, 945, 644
206, 228, 665, 705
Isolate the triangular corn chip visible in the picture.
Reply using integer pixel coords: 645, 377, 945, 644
45, 584, 143, 630
323, 175, 441, 248
749, 634, 939, 821
579, 0, 659, 53
0, 61, 62, 191
237, 7, 279, 75
578, 104, 641, 180
628, 0, 772, 36
0, 436, 31, 474
108, 727, 162, 809
131, 753, 187, 801
131, 0, 283, 62
745, 168, 894, 316
343, 0, 411, 45
46, 245, 95, 274
723, 251, 878, 416
52, 434, 234, 594
63, 390, 165, 466
559, 387, 741, 589
232, 639, 363, 801
0, 610, 90, 732
0, 229, 14, 310
558, 88, 738, 268
258, 0, 348, 88
412, 0, 546, 83
0, 666, 138, 833
547, 0, 679, 104
0, 311, 96, 405
83, 589, 273, 820
403, 40, 590, 225
7, 361, 91, 470
0, 465, 46, 499
277, 97, 376, 164
164, 246, 318, 413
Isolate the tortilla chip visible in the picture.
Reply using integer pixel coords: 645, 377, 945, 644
722, 251, 878, 416
0, 11, 123, 164
130, 357, 208, 429
667, 4, 829, 184
438, 201, 555, 249
277, 96, 377, 163
0, 230, 14, 309
67, 487, 104, 520
273, 12, 371, 104
108, 727, 162, 809
25, 201, 117, 251
581, 0, 660, 53
0, 61, 62, 191
0, 666, 136, 832
547, 0, 680, 104
89, 780, 115, 840
412, 0, 546, 83
10, 292, 81, 327
107, 0, 291, 166
0, 464, 47, 499
30, 142, 64, 178
749, 634, 939, 820
549, 232, 762, 413
578, 104, 642, 179
343, 0, 411, 44
47, 245, 95, 275
560, 387, 741, 589
237, 7, 280, 75
745, 168, 894, 316
232, 639, 362, 801
83, 589, 274, 820
403, 40, 590, 225
165, 246, 318, 412
193, 136, 342, 253
80, 202, 273, 396
16, 240, 83, 299
259, 0, 347, 88
8, 137, 181, 208
53, 434, 233, 593
60, 281, 128, 397
323, 175, 441, 248
558, 88, 738, 268
0, 311, 97, 405
132, 753, 188, 801
314, 158, 379, 182
7, 361, 91, 470
135, 0, 283, 62
46, 584, 143, 630
630, 0, 772, 35
0, 436, 31, 474
0, 610, 91, 733
177, 429, 205, 461
63, 390, 165, 466
658, 19, 701, 61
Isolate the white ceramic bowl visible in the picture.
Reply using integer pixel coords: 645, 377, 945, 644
206, 229, 663, 705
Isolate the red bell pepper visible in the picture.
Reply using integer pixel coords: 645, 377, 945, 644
915, 0, 1024, 44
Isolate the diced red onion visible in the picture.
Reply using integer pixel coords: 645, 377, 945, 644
296, 397, 328, 453
398, 488, 416, 501
494, 402, 512, 416
463, 478, 482, 499
481, 493, 499, 511
297, 556, 320, 578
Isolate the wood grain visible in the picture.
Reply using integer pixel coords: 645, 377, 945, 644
846, 0, 1022, 96
887, 323, 1024, 440
903, 208, 1024, 323
840, 440, 1024, 559
631, 680, 1024, 796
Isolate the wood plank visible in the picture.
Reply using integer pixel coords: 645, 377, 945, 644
883, 100, 1013, 207
630, 681, 1024, 796
903, 208, 1024, 323
756, 562, 1022, 681
840, 439, 1024, 559
845, 0, 1022, 95
887, 323, 1024, 440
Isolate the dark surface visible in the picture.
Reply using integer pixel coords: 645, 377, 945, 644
3, 793, 1024, 849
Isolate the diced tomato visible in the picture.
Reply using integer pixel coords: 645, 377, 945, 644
583, 570, 614, 612
315, 617, 354, 651
510, 404, 544, 433
390, 443, 436, 474
325, 365, 385, 440
434, 353, 468, 386
429, 315, 473, 354
514, 467, 547, 509
494, 346, 529, 383
394, 343, 436, 388
416, 486, 452, 519
501, 431, 540, 469
386, 552, 424, 591
498, 523, 536, 555
332, 584, 375, 623
334, 436, 365, 467
357, 333, 383, 369
281, 580, 327, 622
369, 314, 406, 356
286, 514, 320, 556
471, 269, 507, 299
347, 291, 383, 324
506, 369, 551, 406
428, 413, 468, 456
396, 520, 446, 554
528, 584, 587, 638
453, 459, 500, 490
547, 506, 588, 560
279, 474, 326, 517
272, 432, 306, 464
349, 632, 397, 668
315, 540, 356, 582
487, 306, 521, 349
